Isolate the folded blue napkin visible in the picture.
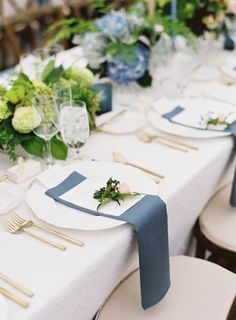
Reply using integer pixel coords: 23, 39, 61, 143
162, 106, 236, 207
46, 171, 170, 309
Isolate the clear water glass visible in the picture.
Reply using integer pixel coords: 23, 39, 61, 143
59, 100, 90, 159
32, 97, 59, 166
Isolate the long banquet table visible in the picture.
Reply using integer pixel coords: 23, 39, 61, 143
0, 122, 235, 320
1, 43, 236, 319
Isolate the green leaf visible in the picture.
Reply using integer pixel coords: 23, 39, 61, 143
21, 136, 45, 158
7, 101, 16, 113
137, 70, 152, 87
43, 65, 65, 85
107, 43, 137, 62
41, 60, 55, 82
50, 135, 68, 160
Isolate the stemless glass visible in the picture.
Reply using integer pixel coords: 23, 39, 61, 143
32, 97, 59, 166
59, 100, 90, 159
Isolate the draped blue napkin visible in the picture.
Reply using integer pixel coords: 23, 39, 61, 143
45, 171, 170, 309
162, 106, 236, 207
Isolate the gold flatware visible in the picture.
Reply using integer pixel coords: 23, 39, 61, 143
147, 174, 160, 184
0, 272, 33, 297
137, 130, 198, 151
136, 130, 189, 152
10, 212, 84, 247
0, 287, 29, 308
0, 175, 8, 182
96, 109, 127, 131
112, 151, 165, 179
0, 216, 66, 251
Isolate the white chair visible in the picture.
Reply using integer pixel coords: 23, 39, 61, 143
195, 184, 236, 271
96, 256, 236, 320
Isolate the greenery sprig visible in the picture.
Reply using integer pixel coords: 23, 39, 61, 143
93, 177, 140, 211
200, 112, 231, 129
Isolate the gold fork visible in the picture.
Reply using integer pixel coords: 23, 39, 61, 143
0, 287, 29, 308
0, 272, 33, 297
0, 216, 66, 251
9, 212, 84, 247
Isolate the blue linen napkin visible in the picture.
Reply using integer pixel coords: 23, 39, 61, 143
162, 106, 236, 207
45, 171, 170, 310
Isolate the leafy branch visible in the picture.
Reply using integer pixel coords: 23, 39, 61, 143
93, 177, 139, 211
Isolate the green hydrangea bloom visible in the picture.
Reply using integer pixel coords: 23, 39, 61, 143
33, 81, 54, 99
5, 85, 26, 104
12, 107, 42, 133
0, 86, 6, 97
66, 68, 94, 86
5, 74, 34, 105
0, 101, 12, 121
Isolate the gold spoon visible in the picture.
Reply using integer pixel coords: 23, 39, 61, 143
112, 151, 165, 179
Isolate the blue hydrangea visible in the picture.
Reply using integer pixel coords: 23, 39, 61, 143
96, 11, 131, 43
81, 32, 108, 69
107, 45, 150, 84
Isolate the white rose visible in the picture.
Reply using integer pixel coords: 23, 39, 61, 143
118, 183, 132, 194
218, 114, 226, 123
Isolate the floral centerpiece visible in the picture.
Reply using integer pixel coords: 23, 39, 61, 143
48, 1, 194, 87
0, 63, 100, 161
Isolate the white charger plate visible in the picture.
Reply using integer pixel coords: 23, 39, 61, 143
96, 110, 146, 134
26, 161, 157, 231
219, 55, 236, 81
147, 98, 235, 139
0, 294, 8, 320
0, 182, 22, 214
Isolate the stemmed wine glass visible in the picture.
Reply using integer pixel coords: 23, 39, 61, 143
32, 97, 60, 166
32, 44, 63, 79
59, 100, 90, 159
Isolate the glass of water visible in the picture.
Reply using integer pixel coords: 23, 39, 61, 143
59, 100, 90, 159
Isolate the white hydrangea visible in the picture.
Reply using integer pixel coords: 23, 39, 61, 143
12, 107, 42, 133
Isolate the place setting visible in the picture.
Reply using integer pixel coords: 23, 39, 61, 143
147, 97, 236, 139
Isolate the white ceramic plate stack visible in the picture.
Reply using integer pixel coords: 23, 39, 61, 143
147, 98, 236, 139
26, 161, 157, 231
96, 109, 146, 134
220, 56, 236, 82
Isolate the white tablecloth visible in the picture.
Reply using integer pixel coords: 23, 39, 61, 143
1, 46, 236, 320
0, 130, 235, 320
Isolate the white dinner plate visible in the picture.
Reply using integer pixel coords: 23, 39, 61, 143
0, 182, 22, 214
220, 56, 236, 81
192, 66, 220, 82
147, 98, 235, 139
96, 109, 146, 134
0, 294, 8, 320
26, 161, 157, 231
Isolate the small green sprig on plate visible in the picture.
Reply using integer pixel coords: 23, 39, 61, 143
200, 112, 231, 130
93, 177, 140, 211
